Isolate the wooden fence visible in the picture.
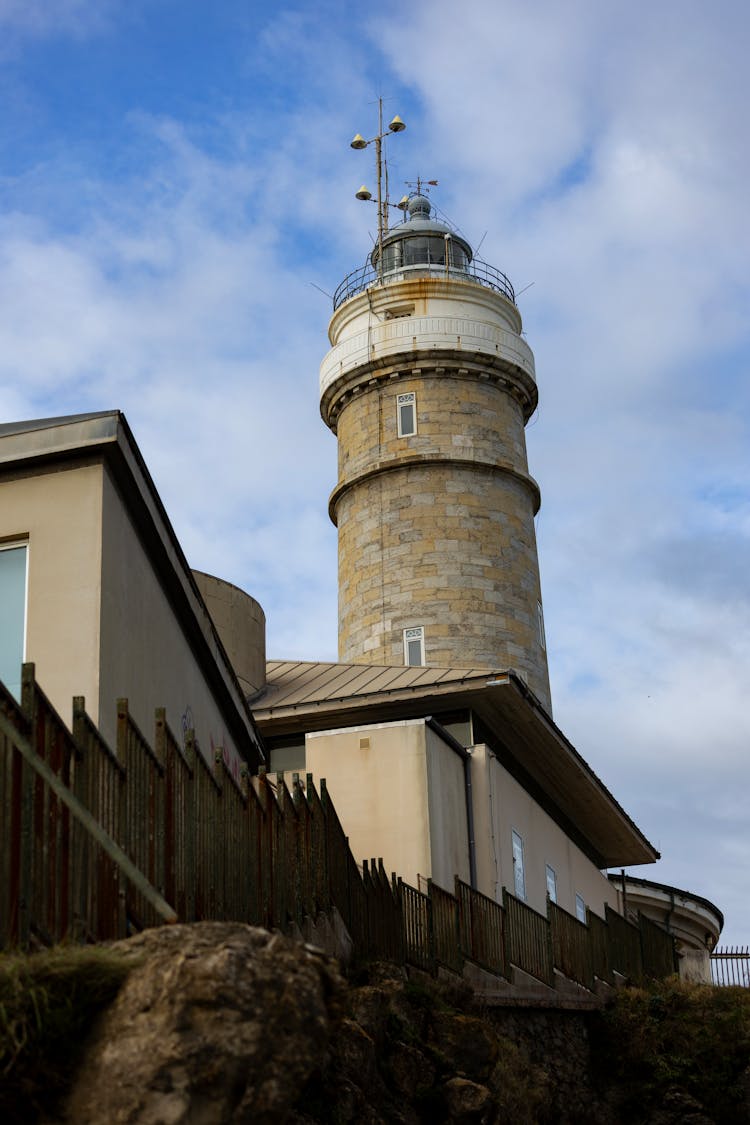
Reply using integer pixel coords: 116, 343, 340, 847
1, 665, 677, 993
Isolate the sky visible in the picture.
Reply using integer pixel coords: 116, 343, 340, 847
0, 0, 748, 947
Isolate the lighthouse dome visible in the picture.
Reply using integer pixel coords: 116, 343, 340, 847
371, 192, 473, 277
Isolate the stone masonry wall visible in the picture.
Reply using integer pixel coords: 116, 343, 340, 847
332, 370, 551, 709
334, 370, 531, 483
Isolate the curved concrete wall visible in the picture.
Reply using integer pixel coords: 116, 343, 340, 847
192, 571, 266, 697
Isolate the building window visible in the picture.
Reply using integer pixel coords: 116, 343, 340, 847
575, 893, 586, 923
0, 542, 28, 700
403, 626, 425, 667
545, 864, 557, 903
537, 600, 546, 650
512, 829, 526, 901
384, 303, 414, 320
397, 392, 416, 437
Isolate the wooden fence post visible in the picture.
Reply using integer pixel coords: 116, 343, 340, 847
16, 664, 39, 946
183, 728, 197, 922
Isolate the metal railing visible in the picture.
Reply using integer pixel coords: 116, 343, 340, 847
587, 907, 613, 985
504, 889, 554, 987
640, 911, 678, 980
400, 878, 433, 973
364, 860, 402, 963
1, 664, 679, 996
429, 879, 463, 974
456, 877, 506, 977
711, 947, 750, 987
332, 256, 516, 310
549, 899, 594, 989
606, 904, 643, 984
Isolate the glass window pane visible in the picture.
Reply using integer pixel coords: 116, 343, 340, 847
404, 238, 429, 265
546, 864, 557, 903
0, 545, 27, 699
427, 237, 445, 265
404, 626, 424, 667
382, 241, 403, 272
575, 894, 586, 923
512, 830, 526, 900
397, 393, 416, 437
399, 403, 414, 435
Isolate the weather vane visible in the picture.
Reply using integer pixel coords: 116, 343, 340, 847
403, 177, 439, 196
350, 98, 406, 279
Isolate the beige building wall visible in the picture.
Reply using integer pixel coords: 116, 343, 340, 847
0, 456, 254, 782
424, 724, 471, 890
303, 718, 471, 888
0, 462, 104, 724
98, 467, 247, 779
470, 744, 617, 919
270, 723, 623, 918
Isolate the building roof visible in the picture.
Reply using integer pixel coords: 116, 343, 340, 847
610, 873, 724, 939
255, 659, 659, 868
0, 410, 118, 439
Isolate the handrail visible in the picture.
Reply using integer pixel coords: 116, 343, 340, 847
332, 256, 516, 310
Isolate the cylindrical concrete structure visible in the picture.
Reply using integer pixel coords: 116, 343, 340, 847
320, 196, 551, 711
192, 571, 266, 697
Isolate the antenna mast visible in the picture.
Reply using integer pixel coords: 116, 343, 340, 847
351, 98, 406, 281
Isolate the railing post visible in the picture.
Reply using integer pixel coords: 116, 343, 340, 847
154, 717, 167, 901
71, 695, 90, 941
115, 699, 130, 936
183, 728, 197, 922
256, 766, 272, 929
320, 776, 331, 915
15, 664, 38, 946
155, 709, 173, 908
115, 699, 129, 847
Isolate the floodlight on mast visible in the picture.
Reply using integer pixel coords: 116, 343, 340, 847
350, 98, 406, 279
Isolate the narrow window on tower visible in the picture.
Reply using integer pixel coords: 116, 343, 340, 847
537, 600, 546, 650
575, 893, 586, 924
403, 626, 425, 667
397, 392, 417, 437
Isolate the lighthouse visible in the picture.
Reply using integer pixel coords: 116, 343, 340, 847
320, 180, 551, 712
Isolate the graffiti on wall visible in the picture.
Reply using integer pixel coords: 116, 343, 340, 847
181, 703, 243, 786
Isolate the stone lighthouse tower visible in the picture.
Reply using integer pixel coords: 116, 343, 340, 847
320, 189, 552, 712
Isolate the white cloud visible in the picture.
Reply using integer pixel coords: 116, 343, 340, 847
0, 103, 343, 661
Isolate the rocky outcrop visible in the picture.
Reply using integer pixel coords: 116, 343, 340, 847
64, 922, 344, 1124
290, 963, 554, 1124
62, 935, 561, 1124
51, 927, 750, 1124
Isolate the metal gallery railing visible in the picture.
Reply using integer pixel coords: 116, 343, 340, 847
332, 256, 516, 310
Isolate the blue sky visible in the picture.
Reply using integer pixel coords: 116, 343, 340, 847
1, 0, 748, 946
